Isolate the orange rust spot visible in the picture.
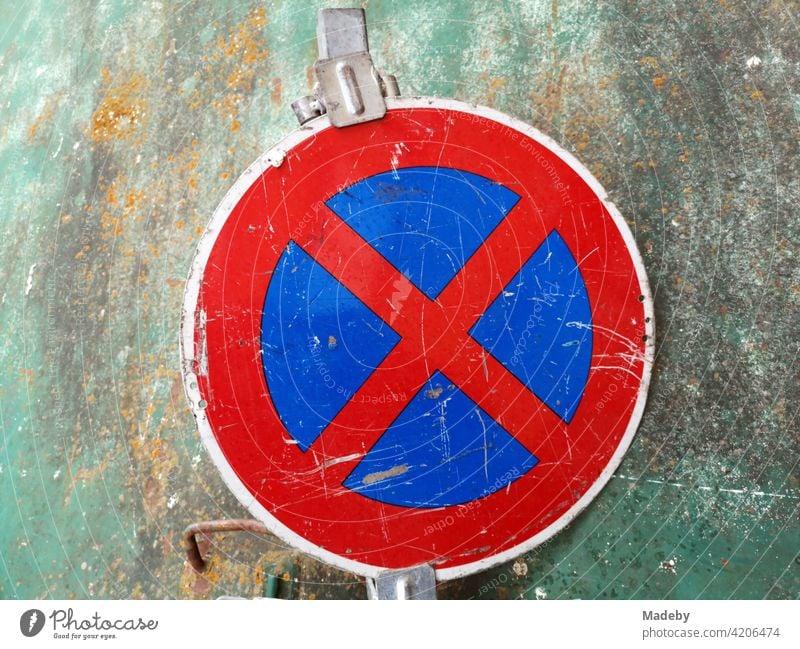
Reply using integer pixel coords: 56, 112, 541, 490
270, 77, 282, 105
530, 64, 569, 123
204, 7, 269, 131
161, 530, 174, 557
125, 190, 143, 208
652, 75, 668, 88
67, 458, 110, 498
100, 211, 122, 237
89, 72, 148, 143
485, 77, 508, 104
143, 475, 162, 511
27, 92, 63, 141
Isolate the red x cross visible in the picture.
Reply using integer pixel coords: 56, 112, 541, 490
297, 197, 565, 484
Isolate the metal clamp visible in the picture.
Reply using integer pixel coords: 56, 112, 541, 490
366, 564, 437, 600
292, 8, 400, 127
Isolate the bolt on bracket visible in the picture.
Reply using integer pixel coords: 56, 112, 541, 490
366, 564, 437, 600
292, 8, 400, 127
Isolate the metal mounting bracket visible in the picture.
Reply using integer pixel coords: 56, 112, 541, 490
183, 519, 269, 574
292, 8, 400, 127
366, 564, 437, 600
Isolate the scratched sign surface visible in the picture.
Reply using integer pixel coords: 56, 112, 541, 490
182, 97, 654, 579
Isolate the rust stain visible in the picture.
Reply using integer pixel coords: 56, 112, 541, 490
89, 70, 148, 143
270, 77, 282, 105
66, 458, 110, 503
178, 535, 275, 599
484, 77, 508, 106
96, 175, 146, 239
180, 538, 218, 597
125, 190, 142, 209
27, 91, 63, 141
531, 64, 568, 125
169, 375, 184, 403
161, 530, 174, 557
638, 57, 670, 89
164, 139, 200, 193
194, 7, 269, 132
149, 437, 164, 460
652, 74, 668, 88
143, 475, 162, 511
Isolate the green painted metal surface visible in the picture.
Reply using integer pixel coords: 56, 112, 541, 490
1, 0, 797, 599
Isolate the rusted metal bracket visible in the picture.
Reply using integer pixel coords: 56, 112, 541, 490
366, 564, 437, 600
183, 519, 269, 574
292, 8, 400, 127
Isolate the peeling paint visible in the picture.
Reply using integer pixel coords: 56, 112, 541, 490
362, 464, 409, 485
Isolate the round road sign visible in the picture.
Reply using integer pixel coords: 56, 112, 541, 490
181, 97, 654, 580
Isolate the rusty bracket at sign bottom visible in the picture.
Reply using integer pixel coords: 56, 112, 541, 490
183, 519, 270, 574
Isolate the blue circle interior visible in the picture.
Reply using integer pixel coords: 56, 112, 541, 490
261, 167, 592, 508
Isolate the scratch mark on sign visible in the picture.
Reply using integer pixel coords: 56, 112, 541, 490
573, 246, 599, 270
568, 320, 646, 356
614, 474, 800, 499
25, 263, 37, 295
592, 364, 643, 380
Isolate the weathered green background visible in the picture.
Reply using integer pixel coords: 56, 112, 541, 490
0, 0, 797, 600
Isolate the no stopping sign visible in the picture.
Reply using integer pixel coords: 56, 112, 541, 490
181, 97, 654, 580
